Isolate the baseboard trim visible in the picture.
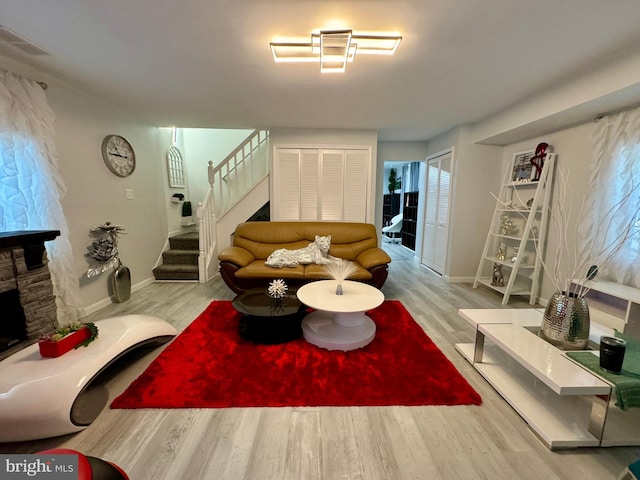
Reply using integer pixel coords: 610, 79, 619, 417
447, 276, 475, 283
83, 277, 155, 317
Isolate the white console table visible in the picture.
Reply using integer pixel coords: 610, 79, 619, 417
571, 279, 640, 337
456, 308, 640, 449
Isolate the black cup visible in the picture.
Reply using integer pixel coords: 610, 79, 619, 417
600, 336, 627, 373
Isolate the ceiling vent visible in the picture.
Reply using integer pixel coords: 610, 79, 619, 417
0, 26, 50, 56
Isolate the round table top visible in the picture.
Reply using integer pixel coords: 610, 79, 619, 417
232, 289, 303, 317
296, 280, 384, 313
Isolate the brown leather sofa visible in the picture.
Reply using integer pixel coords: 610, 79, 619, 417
218, 221, 391, 294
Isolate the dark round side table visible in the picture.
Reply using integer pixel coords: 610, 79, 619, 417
232, 289, 307, 344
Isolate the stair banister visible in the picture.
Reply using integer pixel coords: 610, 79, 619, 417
197, 182, 217, 283
197, 129, 269, 283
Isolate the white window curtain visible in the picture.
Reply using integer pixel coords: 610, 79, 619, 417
584, 106, 640, 288
0, 69, 82, 322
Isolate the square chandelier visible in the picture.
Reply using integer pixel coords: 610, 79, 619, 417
270, 30, 402, 73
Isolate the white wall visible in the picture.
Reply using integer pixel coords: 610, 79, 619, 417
51, 86, 168, 313
451, 127, 503, 280
1, 55, 169, 313
473, 47, 640, 145
501, 121, 595, 304
378, 141, 428, 162
182, 128, 254, 209
424, 126, 502, 281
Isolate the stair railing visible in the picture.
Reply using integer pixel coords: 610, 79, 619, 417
197, 129, 270, 282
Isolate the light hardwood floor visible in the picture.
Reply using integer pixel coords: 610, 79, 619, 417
2, 243, 639, 479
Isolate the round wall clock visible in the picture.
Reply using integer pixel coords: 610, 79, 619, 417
101, 135, 136, 177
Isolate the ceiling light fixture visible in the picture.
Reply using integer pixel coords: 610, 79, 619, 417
270, 29, 402, 73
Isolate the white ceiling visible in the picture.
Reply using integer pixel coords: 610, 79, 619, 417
2, 0, 640, 141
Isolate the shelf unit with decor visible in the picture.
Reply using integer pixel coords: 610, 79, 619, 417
382, 193, 401, 227
473, 152, 556, 305
401, 191, 419, 250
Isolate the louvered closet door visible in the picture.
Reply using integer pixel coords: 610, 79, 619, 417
320, 150, 344, 221
433, 154, 451, 273
421, 151, 452, 275
273, 147, 371, 222
273, 149, 302, 220
300, 150, 320, 220
343, 149, 369, 222
422, 162, 439, 268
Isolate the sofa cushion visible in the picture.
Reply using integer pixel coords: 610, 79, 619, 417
235, 260, 305, 279
356, 248, 392, 270
218, 246, 255, 267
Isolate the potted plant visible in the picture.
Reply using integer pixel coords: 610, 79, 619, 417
39, 322, 99, 358
388, 168, 401, 194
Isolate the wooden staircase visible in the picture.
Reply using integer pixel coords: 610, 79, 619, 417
152, 232, 199, 281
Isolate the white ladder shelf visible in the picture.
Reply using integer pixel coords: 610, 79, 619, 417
473, 152, 556, 304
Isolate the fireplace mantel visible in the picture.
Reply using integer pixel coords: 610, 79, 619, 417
0, 230, 60, 269
0, 229, 60, 360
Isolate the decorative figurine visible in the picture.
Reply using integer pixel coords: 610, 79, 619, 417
530, 142, 550, 181
267, 278, 288, 299
500, 215, 513, 235
496, 242, 506, 261
511, 246, 519, 263
491, 263, 504, 287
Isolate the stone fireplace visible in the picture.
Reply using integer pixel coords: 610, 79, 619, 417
0, 230, 60, 361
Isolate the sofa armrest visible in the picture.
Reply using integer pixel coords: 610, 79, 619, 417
218, 246, 255, 268
356, 248, 392, 270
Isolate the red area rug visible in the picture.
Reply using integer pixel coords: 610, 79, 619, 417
111, 300, 481, 408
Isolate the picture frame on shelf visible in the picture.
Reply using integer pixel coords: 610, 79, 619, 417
510, 150, 536, 183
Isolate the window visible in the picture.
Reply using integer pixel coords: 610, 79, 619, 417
166, 146, 186, 188
586, 108, 640, 287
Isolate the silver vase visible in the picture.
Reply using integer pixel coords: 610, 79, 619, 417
539, 292, 590, 350
111, 264, 131, 303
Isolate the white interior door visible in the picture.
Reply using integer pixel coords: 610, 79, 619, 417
421, 151, 452, 275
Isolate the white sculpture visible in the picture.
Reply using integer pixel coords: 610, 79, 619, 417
266, 235, 337, 268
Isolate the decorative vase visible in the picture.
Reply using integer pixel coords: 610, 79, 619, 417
539, 292, 590, 350
39, 327, 91, 358
111, 263, 131, 303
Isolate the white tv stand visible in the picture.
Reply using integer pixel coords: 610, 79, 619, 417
456, 308, 640, 449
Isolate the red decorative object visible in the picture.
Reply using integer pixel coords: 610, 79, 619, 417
111, 300, 482, 409
39, 327, 91, 358
37, 448, 129, 479
530, 142, 550, 181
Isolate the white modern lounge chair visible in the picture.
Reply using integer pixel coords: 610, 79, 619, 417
382, 213, 403, 243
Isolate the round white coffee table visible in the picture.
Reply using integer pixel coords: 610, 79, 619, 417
297, 280, 384, 351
